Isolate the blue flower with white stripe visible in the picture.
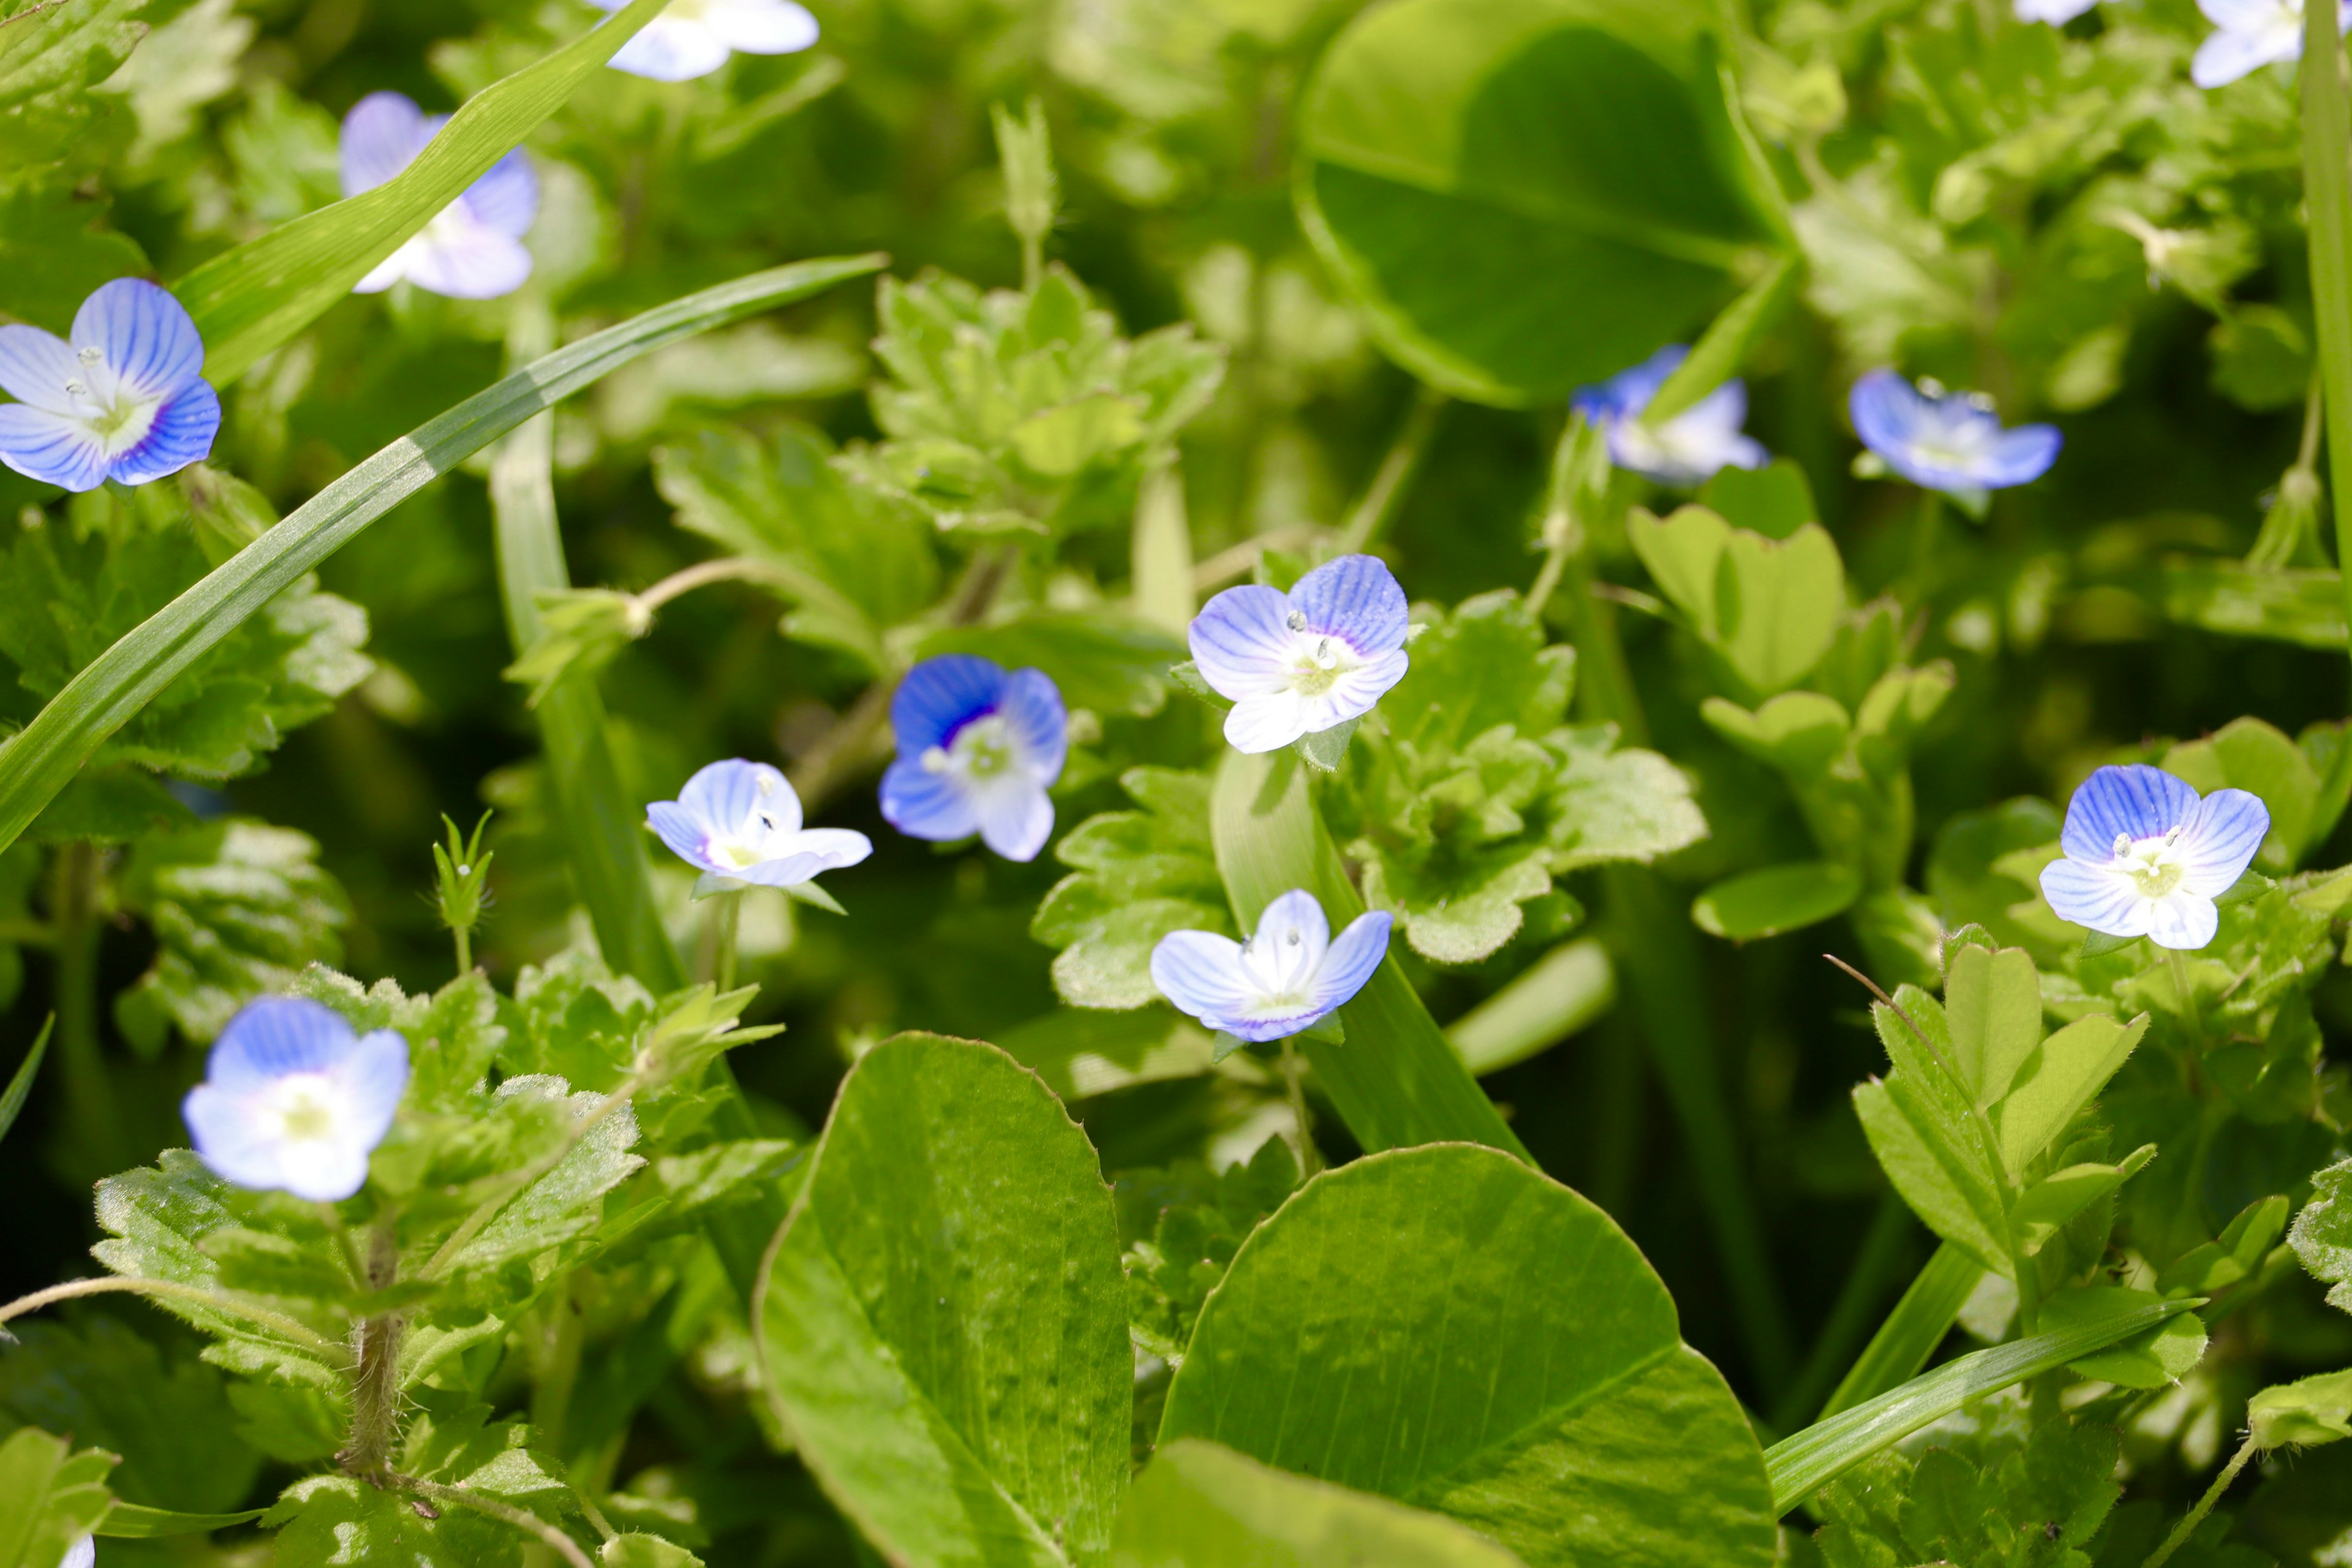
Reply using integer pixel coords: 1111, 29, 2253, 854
1570, 345, 1768, 486
1849, 369, 2061, 500
1152, 889, 1392, 1043
648, 758, 873, 892
342, 92, 538, 299
881, 655, 1068, 862
182, 998, 410, 1203
2038, 764, 2270, 951
1188, 554, 1410, 754
0, 280, 219, 494
2192, 0, 2351, 89
590, 0, 819, 81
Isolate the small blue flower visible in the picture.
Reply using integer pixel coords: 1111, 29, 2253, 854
1570, 345, 1768, 486
1188, 554, 1410, 754
2192, 0, 2350, 89
60, 1537, 93, 1568
590, 0, 819, 80
2038, 764, 2270, 951
1151, 889, 1392, 1043
648, 759, 873, 891
1849, 369, 2061, 499
342, 92, 538, 300
2016, 0, 2095, 22
182, 998, 410, 1203
880, 655, 1068, 862
0, 280, 219, 494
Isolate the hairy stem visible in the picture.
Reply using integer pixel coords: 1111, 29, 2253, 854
396, 1476, 594, 1568
633, 556, 799, 617
2141, 1434, 2260, 1568
338, 1212, 406, 1482
0, 1276, 345, 1360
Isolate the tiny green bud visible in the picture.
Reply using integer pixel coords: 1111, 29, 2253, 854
432, 812, 495, 972
992, 96, 1057, 284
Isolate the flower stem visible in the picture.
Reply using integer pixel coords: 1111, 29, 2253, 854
2141, 1433, 2260, 1568
337, 1211, 405, 1482
2301, 0, 2352, 677
1906, 489, 1945, 601
631, 556, 797, 618
1279, 1034, 1321, 1177
396, 1476, 594, 1568
711, 889, 743, 993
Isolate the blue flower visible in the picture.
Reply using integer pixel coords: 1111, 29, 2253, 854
1188, 554, 1411, 754
182, 998, 410, 1203
2038, 764, 2270, 951
880, 655, 1068, 862
60, 1538, 92, 1568
1570, 345, 1768, 486
342, 92, 538, 300
590, 0, 819, 80
2016, 0, 2096, 21
1849, 369, 2061, 498
648, 759, 873, 891
1151, 889, 1392, 1043
2193, 0, 2350, 89
0, 280, 219, 494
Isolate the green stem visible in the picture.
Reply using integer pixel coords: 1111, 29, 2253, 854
2141, 1434, 2260, 1568
712, 889, 743, 993
50, 841, 119, 1175
1279, 1033, 1321, 1177
338, 1211, 405, 1481
1335, 385, 1447, 554
0, 1276, 344, 1360
2304, 0, 2352, 684
452, 922, 472, 978
1906, 489, 1945, 601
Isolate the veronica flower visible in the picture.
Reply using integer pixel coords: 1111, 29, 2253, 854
2016, 0, 2096, 21
1151, 890, 1392, 1043
590, 0, 820, 81
60, 1539, 93, 1568
1188, 554, 1411, 754
1849, 369, 2061, 499
1569, 345, 1768, 486
880, 655, 1067, 863
2192, 0, 2351, 89
0, 279, 219, 494
341, 92, 538, 300
647, 759, 872, 892
182, 998, 410, 1204
2038, 764, 2269, 951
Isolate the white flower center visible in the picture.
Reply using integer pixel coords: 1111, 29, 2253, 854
1280, 609, 1360, 699
1238, 925, 1315, 1009
59, 345, 161, 454
2110, 826, 2188, 900
712, 808, 789, 869
926, 715, 1020, 784
257, 1072, 347, 1147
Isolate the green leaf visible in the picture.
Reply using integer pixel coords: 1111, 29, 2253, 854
2290, 1157, 2352, 1313
2249, 1369, 2352, 1450
1547, 725, 1709, 869
0, 255, 884, 862
1381, 590, 1575, 753
1296, 0, 1787, 405
2011, 1147, 2155, 1256
1763, 1295, 2201, 1509
601, 1535, 705, 1568
1033, 767, 1232, 1009
1159, 1144, 1776, 1568
2042, 1286, 2207, 1389
2154, 562, 2345, 650
263, 1474, 506, 1567
1819, 1243, 1983, 1419
754, 1033, 1129, 1567
0, 1430, 113, 1568
1629, 507, 1845, 697
996, 1008, 1232, 1102
1853, 1078, 2008, 1274
921, 611, 1187, 718
1112, 1441, 1530, 1567
2163, 716, 2323, 870
1120, 1140, 1300, 1366
0, 1016, 48, 1147
1697, 457, 1817, 541
172, 0, 672, 384
1447, 937, 1615, 1076
95, 1502, 268, 1538
1645, 252, 1803, 423
1942, 944, 2041, 1109
446, 1082, 646, 1282
1691, 860, 1861, 940
1989, 1012, 2149, 1176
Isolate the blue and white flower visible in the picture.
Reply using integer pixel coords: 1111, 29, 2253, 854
1849, 369, 2062, 499
591, 0, 819, 81
2038, 764, 2270, 951
0, 279, 219, 494
2016, 0, 2096, 23
182, 998, 410, 1203
342, 92, 538, 300
1188, 554, 1411, 754
60, 1537, 93, 1568
880, 655, 1067, 863
1152, 889, 1392, 1043
648, 759, 872, 892
2192, 0, 2351, 89
1570, 345, 1768, 486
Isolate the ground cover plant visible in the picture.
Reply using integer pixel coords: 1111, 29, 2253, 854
4, 0, 2352, 1562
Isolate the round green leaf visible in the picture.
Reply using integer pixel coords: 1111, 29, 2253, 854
1691, 861, 1863, 941
1158, 1144, 1776, 1568
1296, 0, 1789, 407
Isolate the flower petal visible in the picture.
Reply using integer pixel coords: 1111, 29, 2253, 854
1224, 691, 1313, 753
273, 1127, 373, 1203
1249, 889, 1331, 998
2015, 0, 2096, 21
2192, 16, 2297, 86
880, 757, 979, 842
1309, 910, 1392, 1012
1291, 554, 1408, 654
682, 758, 799, 835
183, 1083, 289, 1191
997, 668, 1068, 786
1981, 423, 2062, 488
352, 248, 410, 295
703, 0, 820, 53
1189, 584, 1298, 701
61, 1537, 94, 1568
402, 220, 535, 300
0, 404, 108, 492
2144, 892, 2220, 951
0, 323, 79, 413
739, 827, 875, 886
1307, 647, 1410, 734
607, 15, 735, 80
646, 800, 723, 873
1849, 369, 1927, 461
461, 148, 540, 239
341, 91, 430, 197
973, 779, 1055, 862
2038, 858, 2152, 937
208, 997, 358, 1088
72, 279, 205, 400
2059, 764, 2201, 861
109, 377, 219, 487
891, 655, 1008, 755
1572, 345, 1685, 422
2174, 786, 2270, 896
1151, 929, 1259, 1023
333, 1029, 412, 1150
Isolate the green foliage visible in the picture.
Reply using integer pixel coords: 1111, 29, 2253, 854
0, 1429, 112, 1568
1118, 1137, 1300, 1366
1811, 1416, 2122, 1568
1632, 507, 1847, 698
1035, 767, 1231, 1009
2293, 1158, 2352, 1314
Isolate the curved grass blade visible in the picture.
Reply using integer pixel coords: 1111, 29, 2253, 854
1763, 1296, 2199, 1510
1817, 1239, 1981, 1419
97, 1503, 268, 1539
0, 255, 888, 860
175, 0, 669, 384
0, 1016, 53, 1147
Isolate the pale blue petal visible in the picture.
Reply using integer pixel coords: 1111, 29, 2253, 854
403, 222, 534, 300
680, 758, 797, 835
2059, 764, 2199, 861
1849, 369, 1926, 459
1225, 691, 1313, 753
109, 379, 219, 486
0, 405, 107, 492
341, 91, 429, 197
1308, 910, 1392, 1012
2174, 787, 2269, 896
704, 0, 819, 52
2039, 858, 2150, 937
998, 668, 1068, 785
2145, 893, 2220, 951
737, 827, 875, 886
891, 655, 1006, 755
974, 780, 1054, 862
461, 149, 540, 239
1572, 345, 1686, 424
207, 997, 356, 1090
0, 323, 77, 413
1299, 647, 1409, 733
606, 16, 734, 80
335, 1029, 412, 1150
1151, 929, 1259, 1023
646, 800, 723, 873
1981, 423, 2062, 488
183, 1082, 288, 1191
2192, 19, 2296, 87
1189, 584, 1297, 700
61, 1537, 94, 1568
73, 279, 205, 399
880, 757, 979, 842
1218, 1008, 1330, 1044
2016, 0, 2096, 21
1251, 889, 1331, 997
1291, 554, 1408, 654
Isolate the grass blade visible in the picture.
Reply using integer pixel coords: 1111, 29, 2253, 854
0, 255, 888, 860
175, 0, 669, 384
1817, 1239, 1983, 1419
0, 1016, 53, 1147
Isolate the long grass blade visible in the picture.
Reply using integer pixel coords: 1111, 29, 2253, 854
0, 1016, 53, 1147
